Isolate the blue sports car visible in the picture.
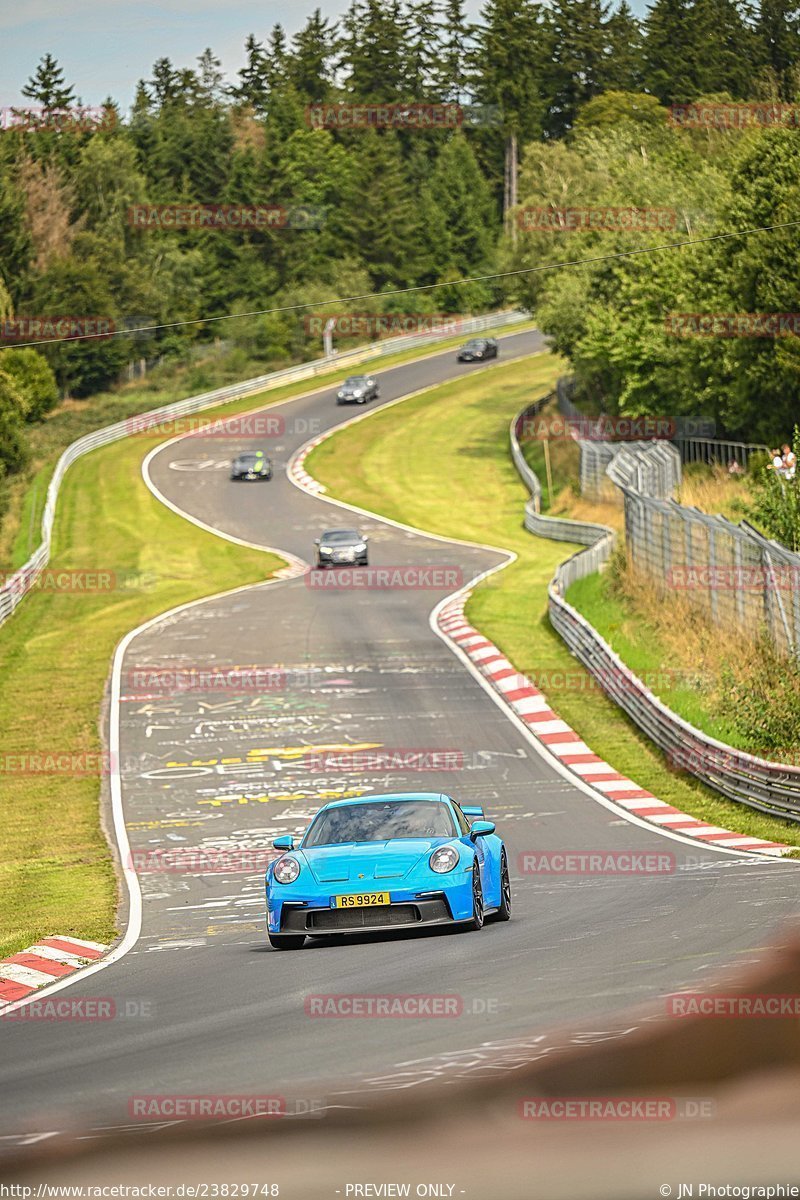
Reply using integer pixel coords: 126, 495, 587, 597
265, 791, 511, 950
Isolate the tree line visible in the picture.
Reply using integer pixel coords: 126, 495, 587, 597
1, 0, 799, 502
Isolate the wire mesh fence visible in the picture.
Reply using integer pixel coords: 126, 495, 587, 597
556, 378, 682, 502
555, 378, 799, 658
512, 393, 800, 826
623, 490, 800, 658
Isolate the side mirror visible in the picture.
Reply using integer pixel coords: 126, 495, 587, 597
362, 534, 369, 542
469, 820, 495, 841
272, 835, 295, 851
313, 538, 320, 545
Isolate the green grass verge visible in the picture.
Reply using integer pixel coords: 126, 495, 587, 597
306, 353, 800, 852
566, 571, 744, 744
0, 433, 283, 960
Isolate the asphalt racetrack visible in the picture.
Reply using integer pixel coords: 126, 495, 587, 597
2, 329, 798, 1155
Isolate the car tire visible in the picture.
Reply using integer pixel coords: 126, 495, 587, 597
489, 850, 511, 923
462, 862, 484, 931
268, 933, 306, 951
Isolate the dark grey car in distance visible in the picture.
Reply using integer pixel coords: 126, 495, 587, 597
457, 338, 498, 362
314, 529, 369, 568
336, 375, 380, 404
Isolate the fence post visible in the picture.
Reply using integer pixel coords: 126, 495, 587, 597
733, 536, 746, 626
707, 522, 718, 622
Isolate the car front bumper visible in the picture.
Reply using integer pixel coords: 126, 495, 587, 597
267, 874, 475, 936
316, 553, 368, 566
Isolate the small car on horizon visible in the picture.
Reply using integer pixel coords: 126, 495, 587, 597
457, 337, 498, 362
265, 792, 511, 949
336, 375, 380, 404
314, 528, 369, 568
230, 451, 273, 481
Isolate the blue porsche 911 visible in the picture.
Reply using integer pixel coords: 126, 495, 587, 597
265, 792, 511, 950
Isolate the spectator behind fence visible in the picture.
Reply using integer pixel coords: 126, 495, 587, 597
782, 443, 796, 481
768, 448, 785, 476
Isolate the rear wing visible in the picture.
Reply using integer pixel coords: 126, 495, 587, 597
461, 805, 485, 819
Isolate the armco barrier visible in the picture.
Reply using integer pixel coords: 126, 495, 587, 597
0, 310, 527, 630
510, 398, 613, 547
512, 394, 800, 823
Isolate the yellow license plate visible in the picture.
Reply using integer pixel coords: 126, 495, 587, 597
334, 891, 390, 908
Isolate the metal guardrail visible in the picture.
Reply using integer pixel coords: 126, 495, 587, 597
675, 436, 768, 469
510, 397, 614, 547
512, 394, 800, 825
0, 309, 528, 630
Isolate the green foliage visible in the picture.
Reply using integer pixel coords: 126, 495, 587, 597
716, 636, 800, 754
2, 4, 798, 411
0, 348, 59, 421
746, 427, 800, 549
0, 370, 30, 474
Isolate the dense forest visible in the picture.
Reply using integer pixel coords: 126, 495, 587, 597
1, 0, 800, 492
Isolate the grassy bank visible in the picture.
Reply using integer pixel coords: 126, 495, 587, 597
306, 353, 800, 851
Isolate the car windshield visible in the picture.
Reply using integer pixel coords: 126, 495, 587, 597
464, 340, 484, 349
320, 530, 360, 544
304, 800, 457, 846
236, 454, 261, 464
344, 376, 368, 386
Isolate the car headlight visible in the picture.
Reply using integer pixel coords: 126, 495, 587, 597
273, 855, 300, 884
429, 846, 459, 874
354, 543, 366, 552
319, 545, 332, 554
